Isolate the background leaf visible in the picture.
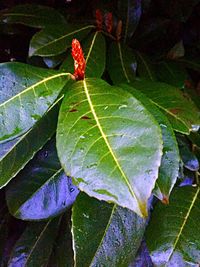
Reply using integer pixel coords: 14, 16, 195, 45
0, 62, 69, 142
8, 217, 61, 267
61, 31, 106, 78
6, 138, 79, 220
29, 24, 94, 57
155, 60, 188, 88
48, 212, 74, 267
72, 193, 146, 267
57, 78, 162, 216
135, 51, 157, 81
0, 4, 67, 28
122, 84, 180, 202
146, 186, 200, 266
107, 41, 137, 84
131, 80, 200, 134
0, 101, 60, 189
117, 0, 142, 41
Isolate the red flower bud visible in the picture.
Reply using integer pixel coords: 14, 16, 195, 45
95, 9, 103, 30
71, 39, 86, 80
105, 12, 113, 33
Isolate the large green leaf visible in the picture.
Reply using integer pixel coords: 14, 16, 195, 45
0, 4, 67, 28
131, 80, 200, 134
107, 41, 137, 84
155, 60, 188, 88
57, 78, 163, 217
48, 212, 74, 267
0, 62, 70, 142
72, 193, 146, 267
29, 24, 95, 57
146, 186, 200, 266
117, 0, 142, 41
0, 100, 60, 189
61, 31, 106, 78
135, 51, 157, 81
122, 84, 179, 202
6, 139, 79, 220
8, 217, 61, 267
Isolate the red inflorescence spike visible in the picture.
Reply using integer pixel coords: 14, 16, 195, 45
95, 9, 103, 30
71, 39, 86, 80
104, 12, 113, 33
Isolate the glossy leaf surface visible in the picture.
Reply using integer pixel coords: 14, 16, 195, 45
57, 78, 162, 217
107, 42, 137, 84
6, 139, 79, 220
131, 80, 200, 134
0, 101, 60, 189
122, 84, 179, 201
29, 24, 94, 57
72, 193, 146, 267
117, 0, 142, 41
8, 218, 60, 267
0, 62, 70, 142
0, 4, 67, 28
61, 31, 106, 78
146, 186, 200, 266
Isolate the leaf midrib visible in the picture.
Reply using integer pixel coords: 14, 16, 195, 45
136, 52, 154, 81
82, 79, 143, 215
168, 187, 200, 262
118, 42, 130, 83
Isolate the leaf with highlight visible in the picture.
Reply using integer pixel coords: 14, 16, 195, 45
57, 78, 162, 217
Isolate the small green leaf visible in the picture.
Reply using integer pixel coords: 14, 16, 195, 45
6, 139, 79, 220
107, 41, 137, 84
131, 80, 200, 134
0, 4, 67, 28
72, 193, 146, 267
0, 101, 60, 189
8, 217, 61, 267
29, 24, 95, 57
0, 62, 70, 142
122, 83, 180, 201
146, 186, 200, 266
57, 78, 163, 217
135, 51, 157, 81
61, 31, 106, 78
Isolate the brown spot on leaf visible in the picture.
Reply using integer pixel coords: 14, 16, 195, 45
162, 195, 169, 205
81, 116, 91, 120
69, 108, 78, 112
169, 108, 181, 114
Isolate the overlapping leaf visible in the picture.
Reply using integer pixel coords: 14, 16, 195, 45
72, 193, 146, 267
0, 4, 67, 28
8, 217, 61, 267
61, 31, 106, 78
0, 101, 60, 189
6, 139, 79, 220
107, 42, 137, 84
0, 62, 70, 142
122, 84, 179, 202
29, 24, 95, 57
146, 186, 200, 266
131, 80, 200, 134
57, 78, 162, 217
